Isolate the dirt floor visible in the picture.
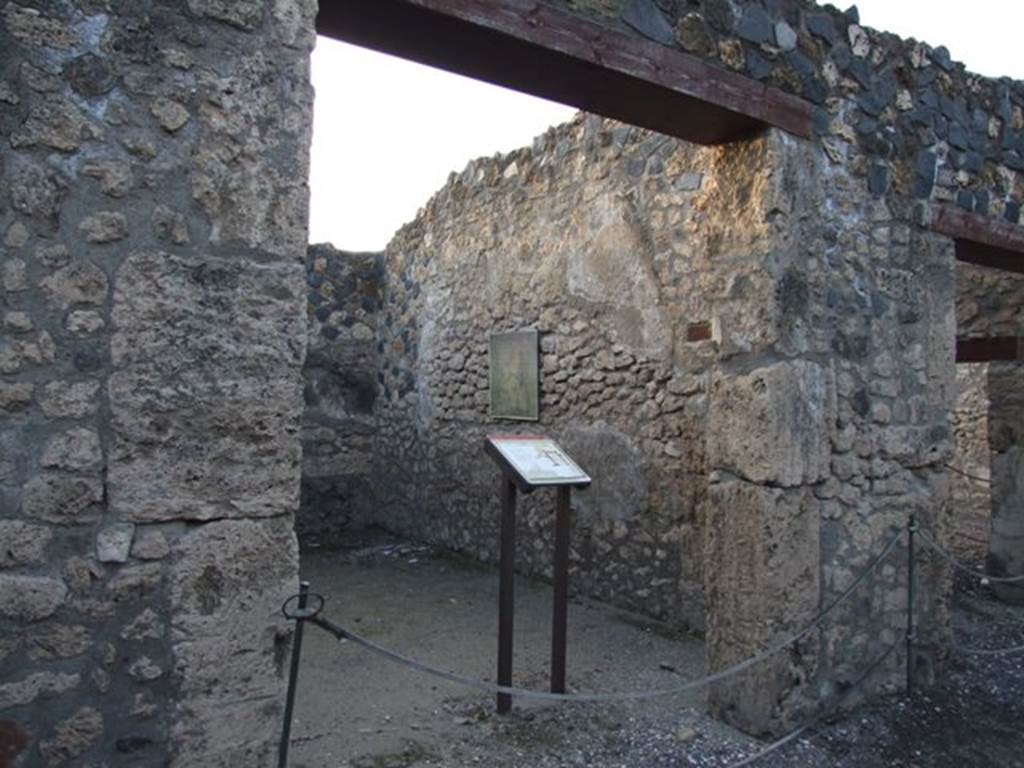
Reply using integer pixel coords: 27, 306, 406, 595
288, 529, 1024, 768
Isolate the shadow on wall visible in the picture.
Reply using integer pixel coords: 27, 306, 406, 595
299, 244, 384, 547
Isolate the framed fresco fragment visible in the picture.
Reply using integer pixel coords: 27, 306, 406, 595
489, 330, 539, 421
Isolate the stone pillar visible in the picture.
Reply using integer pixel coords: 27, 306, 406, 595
703, 132, 956, 736
986, 362, 1024, 603
0, 2, 315, 765
705, 362, 831, 735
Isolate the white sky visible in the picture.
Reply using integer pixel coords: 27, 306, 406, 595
308, 2, 1024, 251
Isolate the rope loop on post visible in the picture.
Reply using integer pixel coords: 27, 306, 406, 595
282, 592, 326, 621
916, 529, 1024, 584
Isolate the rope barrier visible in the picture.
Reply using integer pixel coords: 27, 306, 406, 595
291, 531, 903, 704
276, 518, 1022, 767
917, 528, 1024, 584
954, 531, 990, 547
943, 463, 992, 486
955, 641, 1024, 656
725, 641, 900, 768
308, 609, 899, 767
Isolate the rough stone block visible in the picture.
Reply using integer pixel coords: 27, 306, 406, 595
59, 26, 98, 72
2, 3, 79, 48
65, 310, 105, 335
152, 204, 191, 244
121, 608, 164, 640
0, 671, 79, 710
0, 382, 34, 412
39, 707, 103, 766
0, 575, 68, 622
191, 51, 311, 258
78, 212, 128, 243
131, 529, 171, 561
564, 194, 670, 355
38, 381, 100, 418
128, 655, 164, 681
26, 624, 93, 660
151, 97, 191, 133
1, 258, 27, 292
0, 521, 53, 568
108, 252, 305, 522
704, 481, 820, 735
271, 0, 318, 50
80, 158, 133, 198
9, 160, 68, 231
108, 564, 163, 604
41, 428, 102, 470
10, 97, 101, 153
96, 523, 135, 563
0, 331, 56, 373
22, 473, 103, 525
708, 360, 834, 487
187, 0, 265, 31
169, 517, 297, 766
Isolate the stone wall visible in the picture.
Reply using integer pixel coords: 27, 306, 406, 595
373, 116, 736, 630
352, 109, 956, 735
953, 260, 1024, 594
0, 2, 315, 765
951, 364, 991, 550
957, 263, 1024, 338
986, 362, 1024, 602
299, 243, 384, 547
529, 0, 1024, 733
7, 0, 1024, 752
701, 131, 954, 734
552, 0, 1024, 229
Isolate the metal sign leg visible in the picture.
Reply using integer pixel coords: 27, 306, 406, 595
551, 486, 571, 694
497, 478, 517, 714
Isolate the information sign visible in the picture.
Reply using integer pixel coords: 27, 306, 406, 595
489, 330, 540, 421
487, 435, 591, 486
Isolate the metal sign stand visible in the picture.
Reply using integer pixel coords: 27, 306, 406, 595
484, 435, 592, 714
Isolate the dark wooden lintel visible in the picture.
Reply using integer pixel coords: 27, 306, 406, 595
932, 204, 1024, 274
316, 0, 814, 146
957, 337, 1023, 363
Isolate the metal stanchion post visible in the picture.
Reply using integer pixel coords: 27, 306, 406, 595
906, 515, 917, 696
278, 580, 310, 768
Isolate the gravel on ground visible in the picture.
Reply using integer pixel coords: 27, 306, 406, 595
289, 529, 1024, 768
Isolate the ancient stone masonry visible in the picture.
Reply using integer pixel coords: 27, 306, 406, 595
3, 0, 1024, 756
297, 0, 1024, 733
1, 1, 315, 765
301, 104, 954, 736
555, 0, 1024, 228
957, 263, 1024, 339
300, 243, 384, 546
372, 118, 731, 632
951, 364, 991, 545
952, 263, 1024, 601
983, 362, 1024, 603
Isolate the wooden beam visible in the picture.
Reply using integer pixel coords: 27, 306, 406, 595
932, 204, 1024, 274
316, 0, 814, 146
957, 337, 1023, 363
